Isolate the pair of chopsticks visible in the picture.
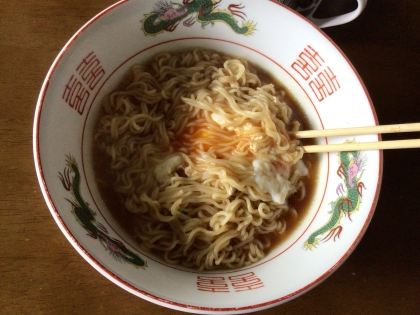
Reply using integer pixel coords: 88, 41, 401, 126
290, 123, 420, 153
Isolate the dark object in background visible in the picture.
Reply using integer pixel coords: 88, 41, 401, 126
276, 0, 359, 18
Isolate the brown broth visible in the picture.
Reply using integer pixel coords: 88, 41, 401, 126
92, 57, 319, 264
253, 68, 319, 251
92, 154, 135, 233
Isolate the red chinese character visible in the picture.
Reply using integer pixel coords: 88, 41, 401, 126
197, 276, 229, 293
76, 52, 105, 90
323, 66, 340, 91
291, 45, 325, 80
62, 75, 90, 115
229, 272, 264, 292
309, 76, 327, 101
76, 52, 96, 75
62, 74, 77, 102
309, 67, 340, 101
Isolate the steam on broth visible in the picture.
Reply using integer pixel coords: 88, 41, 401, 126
93, 48, 318, 270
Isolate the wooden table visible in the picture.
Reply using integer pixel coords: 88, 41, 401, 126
1, 1, 419, 314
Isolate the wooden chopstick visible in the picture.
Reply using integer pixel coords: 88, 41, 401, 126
292, 123, 420, 139
290, 123, 420, 153
303, 139, 420, 153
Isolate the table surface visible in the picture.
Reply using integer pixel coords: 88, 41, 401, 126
1, 1, 419, 314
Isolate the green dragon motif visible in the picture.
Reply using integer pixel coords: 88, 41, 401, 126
59, 155, 146, 268
141, 0, 256, 36
304, 140, 367, 250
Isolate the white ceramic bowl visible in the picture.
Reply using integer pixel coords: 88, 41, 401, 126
33, 0, 382, 313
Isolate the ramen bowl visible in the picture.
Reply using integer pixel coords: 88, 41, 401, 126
33, 0, 381, 313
